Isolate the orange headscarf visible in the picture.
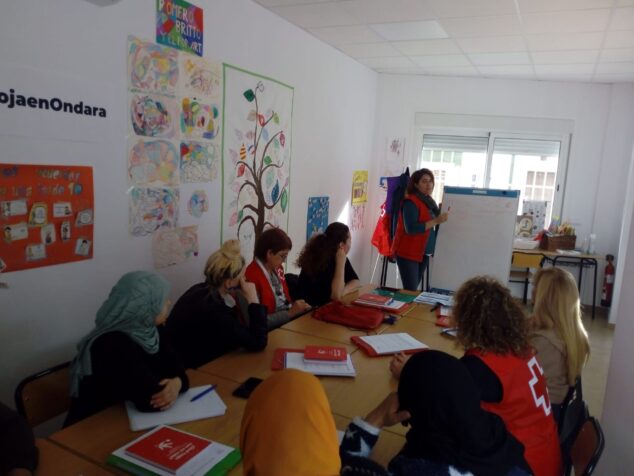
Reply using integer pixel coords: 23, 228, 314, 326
240, 369, 341, 476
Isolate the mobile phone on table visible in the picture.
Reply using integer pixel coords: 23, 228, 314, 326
232, 377, 263, 399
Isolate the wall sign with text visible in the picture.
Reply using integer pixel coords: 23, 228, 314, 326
156, 0, 203, 56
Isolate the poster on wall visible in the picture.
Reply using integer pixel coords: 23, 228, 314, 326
351, 170, 368, 204
0, 164, 94, 272
156, 0, 204, 57
384, 137, 405, 176
350, 204, 365, 231
306, 196, 329, 240
129, 187, 179, 236
222, 65, 294, 261
128, 36, 179, 95
152, 225, 199, 268
128, 138, 180, 186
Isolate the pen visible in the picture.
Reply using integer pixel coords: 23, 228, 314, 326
190, 384, 216, 402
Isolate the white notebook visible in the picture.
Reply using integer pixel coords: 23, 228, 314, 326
284, 352, 356, 377
357, 333, 428, 355
125, 385, 227, 431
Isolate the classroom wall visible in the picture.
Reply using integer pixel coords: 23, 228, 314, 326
367, 74, 634, 304
0, 0, 377, 407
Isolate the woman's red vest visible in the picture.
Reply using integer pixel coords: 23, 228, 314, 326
391, 194, 431, 262
245, 260, 291, 314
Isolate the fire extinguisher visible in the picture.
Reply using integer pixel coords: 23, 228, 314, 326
601, 254, 615, 307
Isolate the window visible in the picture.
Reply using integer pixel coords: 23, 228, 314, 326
420, 133, 566, 226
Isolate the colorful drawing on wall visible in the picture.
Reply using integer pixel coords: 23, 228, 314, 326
306, 196, 329, 240
0, 164, 94, 272
129, 187, 179, 236
180, 98, 220, 140
180, 141, 218, 182
128, 36, 179, 95
187, 189, 208, 218
222, 65, 294, 261
156, 0, 203, 57
350, 204, 365, 231
351, 170, 369, 204
128, 138, 180, 186
152, 225, 199, 268
180, 55, 221, 100
130, 93, 179, 138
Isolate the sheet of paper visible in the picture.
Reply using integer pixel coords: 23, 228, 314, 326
414, 291, 454, 306
358, 333, 428, 355
284, 352, 356, 377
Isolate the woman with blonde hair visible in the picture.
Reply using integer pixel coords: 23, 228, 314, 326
166, 240, 268, 369
531, 267, 590, 412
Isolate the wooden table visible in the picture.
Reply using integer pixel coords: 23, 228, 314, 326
35, 438, 114, 475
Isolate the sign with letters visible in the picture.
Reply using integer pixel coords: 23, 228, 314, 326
156, 0, 204, 56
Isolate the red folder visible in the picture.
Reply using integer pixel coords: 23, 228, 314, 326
304, 345, 347, 362
271, 348, 303, 370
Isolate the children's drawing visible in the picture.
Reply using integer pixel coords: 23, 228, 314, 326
41, 224, 56, 245
351, 170, 369, 204
1, 199, 27, 218
188, 190, 208, 218
180, 55, 221, 100
152, 225, 199, 268
128, 36, 179, 95
28, 203, 48, 227
3, 222, 28, 243
129, 187, 179, 236
130, 93, 178, 138
26, 244, 46, 261
350, 204, 366, 231
128, 139, 180, 186
385, 137, 405, 176
222, 65, 293, 261
74, 238, 92, 256
181, 98, 220, 140
306, 196, 329, 240
180, 141, 218, 182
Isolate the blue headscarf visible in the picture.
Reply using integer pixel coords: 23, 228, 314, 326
69, 271, 170, 397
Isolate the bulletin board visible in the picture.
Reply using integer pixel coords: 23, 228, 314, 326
0, 164, 94, 273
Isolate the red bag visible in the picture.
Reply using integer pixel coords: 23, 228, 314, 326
312, 301, 384, 330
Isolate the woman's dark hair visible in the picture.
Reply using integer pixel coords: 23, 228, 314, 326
253, 228, 293, 261
296, 222, 350, 276
406, 168, 434, 195
454, 276, 530, 356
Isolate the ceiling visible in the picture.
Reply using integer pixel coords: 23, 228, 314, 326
253, 0, 634, 83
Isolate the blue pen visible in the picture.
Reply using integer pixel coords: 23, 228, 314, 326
190, 384, 216, 402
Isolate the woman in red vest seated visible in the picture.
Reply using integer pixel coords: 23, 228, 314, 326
391, 168, 448, 291
454, 276, 563, 476
245, 228, 311, 330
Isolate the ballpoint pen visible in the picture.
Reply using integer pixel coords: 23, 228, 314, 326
190, 384, 217, 402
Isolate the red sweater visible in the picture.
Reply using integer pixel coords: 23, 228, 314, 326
391, 194, 431, 262
245, 260, 291, 314
465, 349, 562, 476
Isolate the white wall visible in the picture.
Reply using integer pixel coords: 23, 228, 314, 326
0, 0, 377, 407
368, 74, 634, 304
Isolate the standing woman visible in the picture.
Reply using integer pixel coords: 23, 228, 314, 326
296, 222, 360, 307
531, 267, 590, 418
245, 228, 311, 330
391, 169, 448, 291
65, 271, 189, 427
166, 240, 268, 369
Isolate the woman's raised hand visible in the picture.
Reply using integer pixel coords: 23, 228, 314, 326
240, 275, 259, 304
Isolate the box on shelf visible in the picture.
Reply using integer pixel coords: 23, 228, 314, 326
540, 233, 576, 251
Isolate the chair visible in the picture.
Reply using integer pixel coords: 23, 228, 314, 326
558, 377, 588, 453
565, 416, 605, 476
14, 361, 71, 428
285, 272, 299, 301
509, 251, 544, 303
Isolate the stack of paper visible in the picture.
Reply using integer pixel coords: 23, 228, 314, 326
414, 291, 454, 306
284, 352, 356, 377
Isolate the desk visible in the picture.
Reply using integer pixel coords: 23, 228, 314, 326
282, 313, 384, 344
35, 438, 113, 475
512, 248, 599, 319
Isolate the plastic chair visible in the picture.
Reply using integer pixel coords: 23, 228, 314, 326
14, 361, 71, 427
558, 377, 588, 453
509, 251, 544, 303
565, 417, 605, 476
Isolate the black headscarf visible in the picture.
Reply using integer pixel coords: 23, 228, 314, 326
413, 189, 440, 217
397, 350, 529, 476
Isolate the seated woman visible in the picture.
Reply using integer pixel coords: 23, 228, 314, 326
166, 240, 268, 369
530, 267, 590, 419
454, 276, 563, 476
65, 271, 188, 427
0, 403, 38, 476
296, 222, 360, 306
244, 228, 311, 330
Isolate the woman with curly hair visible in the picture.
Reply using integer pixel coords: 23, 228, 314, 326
296, 222, 360, 306
455, 276, 562, 476
530, 267, 590, 417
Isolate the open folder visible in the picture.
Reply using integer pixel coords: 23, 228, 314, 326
125, 385, 227, 431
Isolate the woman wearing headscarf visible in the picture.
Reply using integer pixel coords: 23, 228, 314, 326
391, 169, 449, 291
166, 240, 268, 369
64, 271, 189, 427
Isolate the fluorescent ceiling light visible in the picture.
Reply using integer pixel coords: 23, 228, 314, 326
370, 20, 448, 41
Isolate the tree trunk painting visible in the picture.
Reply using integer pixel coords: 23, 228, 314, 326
222, 65, 293, 261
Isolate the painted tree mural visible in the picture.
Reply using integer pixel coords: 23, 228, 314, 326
223, 66, 293, 260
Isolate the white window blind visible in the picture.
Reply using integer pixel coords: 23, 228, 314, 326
493, 138, 560, 156
422, 134, 489, 153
